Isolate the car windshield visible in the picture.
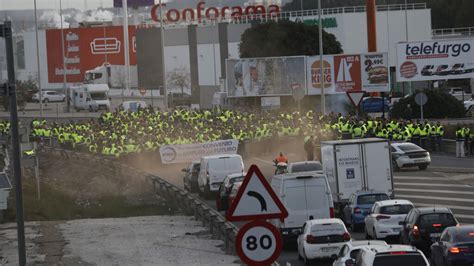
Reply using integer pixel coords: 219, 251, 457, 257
373, 254, 426, 266
454, 229, 474, 242
419, 213, 456, 227
90, 92, 108, 100
291, 162, 322, 172
357, 194, 389, 205
380, 204, 413, 215
397, 144, 423, 152
310, 223, 345, 236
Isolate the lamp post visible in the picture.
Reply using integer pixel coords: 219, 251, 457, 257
34, 0, 43, 117
318, 0, 325, 114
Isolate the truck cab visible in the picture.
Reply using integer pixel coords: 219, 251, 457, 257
70, 84, 111, 112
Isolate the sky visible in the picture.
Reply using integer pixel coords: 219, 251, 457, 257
0, 0, 113, 10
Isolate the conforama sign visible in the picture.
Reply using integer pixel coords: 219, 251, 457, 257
150, 1, 280, 23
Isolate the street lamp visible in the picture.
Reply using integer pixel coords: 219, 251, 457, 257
318, 0, 325, 114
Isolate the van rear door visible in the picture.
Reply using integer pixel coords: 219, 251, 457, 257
363, 141, 393, 195
335, 144, 363, 201
282, 179, 307, 229
305, 177, 331, 220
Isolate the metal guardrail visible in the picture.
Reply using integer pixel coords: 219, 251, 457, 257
40, 146, 240, 256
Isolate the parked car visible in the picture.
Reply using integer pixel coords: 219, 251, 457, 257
399, 207, 459, 252
449, 63, 466, 75
332, 240, 388, 266
464, 98, 474, 115
297, 218, 351, 264
364, 199, 414, 240
198, 154, 244, 199
421, 65, 436, 76
342, 191, 390, 231
391, 142, 431, 171
270, 172, 334, 243
226, 181, 242, 213
360, 97, 390, 113
287, 161, 323, 174
119, 100, 148, 112
168, 92, 191, 108
32, 90, 66, 103
434, 64, 450, 76
216, 172, 245, 211
182, 161, 200, 192
430, 225, 474, 266
353, 244, 429, 266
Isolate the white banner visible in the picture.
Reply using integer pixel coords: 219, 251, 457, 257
306, 55, 336, 95
396, 39, 474, 82
159, 139, 239, 164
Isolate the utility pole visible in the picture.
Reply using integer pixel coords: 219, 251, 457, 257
34, 0, 43, 117
318, 0, 325, 114
159, 0, 168, 110
1, 21, 27, 266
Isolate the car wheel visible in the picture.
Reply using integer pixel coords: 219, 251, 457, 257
43, 98, 49, 104
303, 250, 311, 265
392, 159, 400, 172
399, 233, 404, 244
89, 106, 93, 112
351, 219, 358, 232
298, 251, 303, 261
204, 185, 211, 200
418, 164, 428, 170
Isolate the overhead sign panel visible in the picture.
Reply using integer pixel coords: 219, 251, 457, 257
396, 39, 474, 82
226, 165, 288, 221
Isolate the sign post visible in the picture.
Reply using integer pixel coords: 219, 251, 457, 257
226, 165, 288, 265
415, 92, 428, 123
346, 91, 365, 117
291, 84, 304, 111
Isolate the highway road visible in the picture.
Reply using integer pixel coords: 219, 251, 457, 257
140, 153, 474, 266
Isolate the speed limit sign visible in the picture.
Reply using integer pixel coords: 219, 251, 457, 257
235, 220, 283, 265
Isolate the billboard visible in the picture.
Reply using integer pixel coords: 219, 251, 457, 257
306, 55, 335, 95
361, 53, 390, 92
334, 54, 361, 92
46, 26, 137, 83
397, 39, 474, 82
226, 57, 305, 97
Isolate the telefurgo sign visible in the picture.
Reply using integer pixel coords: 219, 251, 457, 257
150, 1, 281, 23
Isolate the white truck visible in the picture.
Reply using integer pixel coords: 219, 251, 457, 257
84, 63, 138, 89
70, 84, 111, 112
320, 138, 394, 208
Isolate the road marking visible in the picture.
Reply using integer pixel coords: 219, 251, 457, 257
396, 194, 474, 203
414, 203, 474, 211
394, 176, 447, 181
394, 182, 470, 188
396, 188, 474, 195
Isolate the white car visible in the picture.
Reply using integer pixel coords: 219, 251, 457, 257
353, 244, 429, 266
287, 161, 323, 174
32, 90, 66, 103
332, 240, 388, 266
364, 199, 414, 240
464, 98, 474, 114
391, 142, 431, 171
297, 218, 350, 263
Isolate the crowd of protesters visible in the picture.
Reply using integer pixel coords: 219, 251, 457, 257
8, 106, 471, 159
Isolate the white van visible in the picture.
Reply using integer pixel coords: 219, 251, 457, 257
270, 173, 334, 243
198, 154, 244, 198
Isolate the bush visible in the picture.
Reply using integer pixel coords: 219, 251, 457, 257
390, 89, 465, 119
0, 80, 38, 111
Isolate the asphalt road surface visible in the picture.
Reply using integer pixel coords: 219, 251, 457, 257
145, 153, 474, 266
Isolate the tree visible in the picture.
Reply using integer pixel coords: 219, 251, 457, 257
0, 79, 38, 111
167, 66, 190, 94
390, 89, 465, 119
239, 20, 343, 58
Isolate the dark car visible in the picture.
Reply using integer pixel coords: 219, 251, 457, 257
360, 97, 390, 113
168, 93, 191, 108
182, 161, 200, 192
430, 225, 474, 266
216, 173, 245, 211
343, 191, 390, 231
399, 207, 459, 252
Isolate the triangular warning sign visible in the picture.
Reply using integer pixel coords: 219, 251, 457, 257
226, 165, 288, 222
346, 91, 365, 107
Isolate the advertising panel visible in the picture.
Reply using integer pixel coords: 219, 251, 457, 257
46, 26, 137, 83
397, 39, 474, 82
334, 54, 361, 92
361, 53, 390, 92
226, 57, 305, 97
306, 55, 336, 95
159, 139, 239, 164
